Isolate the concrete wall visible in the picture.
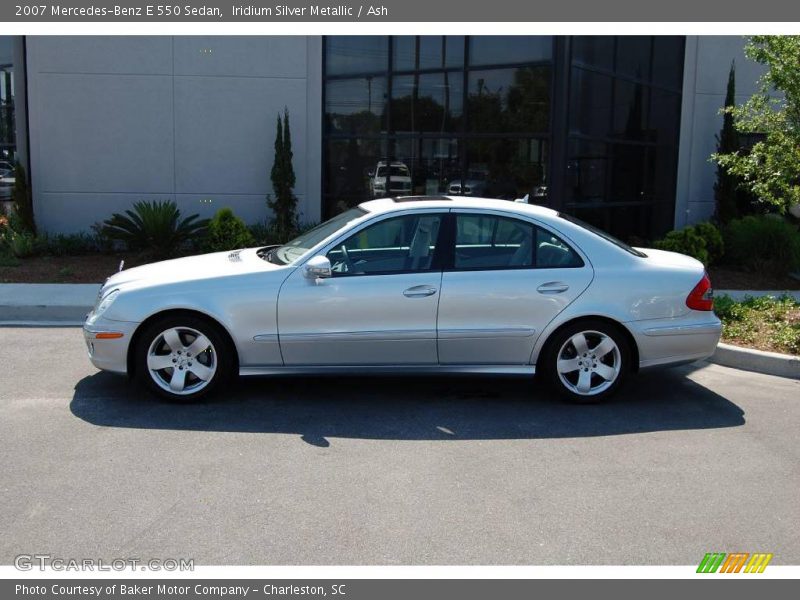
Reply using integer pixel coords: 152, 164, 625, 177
674, 36, 765, 229
26, 36, 322, 234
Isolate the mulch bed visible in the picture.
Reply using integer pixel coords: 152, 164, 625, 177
707, 266, 800, 291
0, 253, 147, 283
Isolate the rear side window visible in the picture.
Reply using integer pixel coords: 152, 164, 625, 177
453, 214, 583, 270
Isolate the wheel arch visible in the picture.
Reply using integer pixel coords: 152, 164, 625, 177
127, 308, 240, 378
535, 315, 640, 373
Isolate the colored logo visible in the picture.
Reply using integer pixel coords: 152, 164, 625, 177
697, 552, 773, 573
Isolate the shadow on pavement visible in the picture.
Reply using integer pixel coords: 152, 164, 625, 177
70, 364, 745, 445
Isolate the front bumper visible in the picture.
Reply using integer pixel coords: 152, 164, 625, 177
83, 313, 139, 375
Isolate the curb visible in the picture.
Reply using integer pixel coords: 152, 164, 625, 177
717, 289, 800, 302
709, 342, 800, 380
0, 283, 99, 325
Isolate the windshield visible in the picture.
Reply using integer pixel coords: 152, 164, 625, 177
260, 207, 368, 265
557, 212, 647, 258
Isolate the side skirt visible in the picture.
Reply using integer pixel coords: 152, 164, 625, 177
239, 364, 537, 377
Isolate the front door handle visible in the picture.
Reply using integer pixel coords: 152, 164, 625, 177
537, 282, 569, 294
403, 285, 437, 298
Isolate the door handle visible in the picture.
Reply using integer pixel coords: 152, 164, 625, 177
537, 282, 569, 294
403, 285, 437, 298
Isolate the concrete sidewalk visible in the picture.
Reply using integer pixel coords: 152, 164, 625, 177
0, 283, 799, 326
0, 283, 100, 325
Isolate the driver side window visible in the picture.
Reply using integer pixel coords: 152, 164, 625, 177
327, 213, 444, 276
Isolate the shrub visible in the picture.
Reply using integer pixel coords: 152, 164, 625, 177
692, 221, 724, 264
12, 162, 36, 235
45, 232, 104, 256
723, 215, 800, 274
203, 208, 255, 252
653, 227, 710, 266
653, 221, 724, 267
268, 108, 299, 238
102, 200, 207, 260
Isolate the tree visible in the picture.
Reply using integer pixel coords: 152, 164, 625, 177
713, 36, 800, 214
12, 162, 35, 235
268, 107, 298, 235
714, 62, 742, 223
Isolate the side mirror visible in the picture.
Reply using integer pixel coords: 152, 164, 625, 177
304, 255, 332, 279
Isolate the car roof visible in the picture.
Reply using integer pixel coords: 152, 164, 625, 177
359, 196, 560, 219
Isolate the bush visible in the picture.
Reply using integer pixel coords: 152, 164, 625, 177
723, 215, 800, 274
693, 221, 724, 264
45, 232, 105, 256
653, 221, 724, 267
203, 208, 255, 252
102, 200, 207, 260
653, 227, 710, 265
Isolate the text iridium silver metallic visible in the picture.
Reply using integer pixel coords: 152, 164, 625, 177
83, 196, 721, 401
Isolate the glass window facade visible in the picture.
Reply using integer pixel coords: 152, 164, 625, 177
324, 36, 685, 242
323, 35, 552, 216
0, 37, 18, 200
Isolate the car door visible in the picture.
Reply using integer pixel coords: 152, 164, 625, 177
277, 210, 447, 366
437, 210, 593, 365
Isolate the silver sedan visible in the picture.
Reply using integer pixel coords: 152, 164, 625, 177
83, 196, 721, 403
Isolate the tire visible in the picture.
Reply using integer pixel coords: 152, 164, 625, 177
135, 313, 234, 402
541, 319, 631, 404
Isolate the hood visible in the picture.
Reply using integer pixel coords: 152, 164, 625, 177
101, 248, 282, 292
635, 248, 705, 271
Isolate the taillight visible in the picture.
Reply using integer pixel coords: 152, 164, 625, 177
686, 272, 714, 311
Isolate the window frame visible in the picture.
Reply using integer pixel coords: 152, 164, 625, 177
320, 209, 451, 278
443, 210, 586, 272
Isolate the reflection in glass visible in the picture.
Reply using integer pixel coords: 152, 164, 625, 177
325, 77, 387, 135
571, 37, 614, 71
468, 67, 550, 133
393, 36, 465, 71
465, 138, 548, 200
612, 78, 647, 140
615, 36, 651, 80
568, 68, 612, 138
469, 36, 552, 67
325, 138, 387, 212
391, 72, 463, 134
652, 37, 685, 91
326, 36, 389, 76
0, 37, 16, 201
393, 138, 460, 196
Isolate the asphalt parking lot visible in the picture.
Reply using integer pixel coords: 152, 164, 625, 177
0, 327, 798, 565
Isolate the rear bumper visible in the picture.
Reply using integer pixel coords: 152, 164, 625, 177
83, 313, 138, 375
628, 316, 722, 369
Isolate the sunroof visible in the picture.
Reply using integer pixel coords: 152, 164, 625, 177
391, 195, 452, 203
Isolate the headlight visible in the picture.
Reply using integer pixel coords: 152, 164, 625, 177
94, 289, 120, 317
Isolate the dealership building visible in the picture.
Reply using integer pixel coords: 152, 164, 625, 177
0, 35, 764, 240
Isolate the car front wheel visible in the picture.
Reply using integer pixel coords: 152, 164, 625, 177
542, 320, 630, 403
135, 314, 233, 401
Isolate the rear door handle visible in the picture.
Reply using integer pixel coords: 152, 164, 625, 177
403, 285, 437, 298
537, 282, 569, 294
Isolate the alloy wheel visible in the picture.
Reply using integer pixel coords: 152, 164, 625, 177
146, 326, 217, 396
556, 330, 622, 396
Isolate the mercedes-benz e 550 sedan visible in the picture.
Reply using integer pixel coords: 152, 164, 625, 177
83, 196, 721, 403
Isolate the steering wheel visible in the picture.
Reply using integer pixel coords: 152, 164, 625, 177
340, 244, 356, 273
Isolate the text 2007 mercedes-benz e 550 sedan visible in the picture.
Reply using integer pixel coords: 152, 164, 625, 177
83, 196, 721, 403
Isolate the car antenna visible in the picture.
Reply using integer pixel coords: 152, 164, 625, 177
118, 260, 125, 272
515, 194, 530, 204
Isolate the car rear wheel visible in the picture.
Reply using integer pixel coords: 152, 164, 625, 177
542, 320, 630, 404
135, 314, 233, 401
